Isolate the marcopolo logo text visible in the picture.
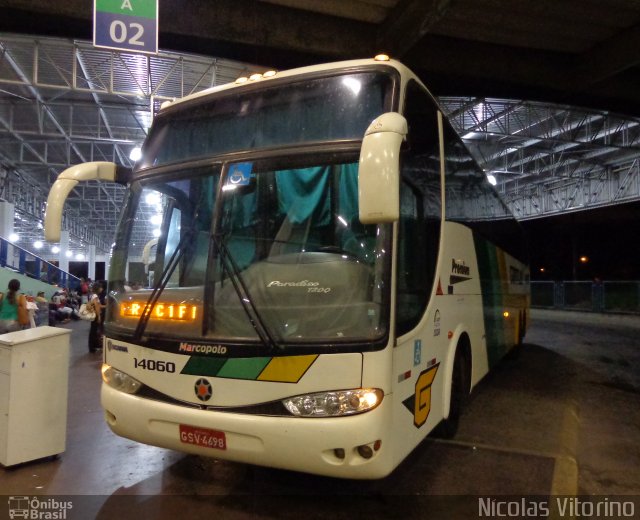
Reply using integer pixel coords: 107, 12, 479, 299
179, 343, 228, 355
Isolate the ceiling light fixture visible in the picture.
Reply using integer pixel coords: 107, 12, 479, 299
129, 147, 142, 161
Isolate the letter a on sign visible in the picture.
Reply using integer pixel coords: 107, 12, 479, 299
121, 0, 133, 10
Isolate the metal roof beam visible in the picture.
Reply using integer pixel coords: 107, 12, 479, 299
76, 48, 129, 166
1, 41, 87, 163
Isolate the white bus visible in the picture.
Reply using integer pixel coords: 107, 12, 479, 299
45, 56, 529, 479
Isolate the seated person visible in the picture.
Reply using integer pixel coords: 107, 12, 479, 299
34, 291, 50, 326
51, 290, 79, 322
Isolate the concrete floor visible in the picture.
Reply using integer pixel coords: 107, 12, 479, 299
524, 309, 640, 496
1, 309, 639, 519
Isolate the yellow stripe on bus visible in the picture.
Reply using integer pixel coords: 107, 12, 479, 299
257, 355, 319, 383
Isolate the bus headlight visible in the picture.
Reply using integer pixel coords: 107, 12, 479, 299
101, 364, 142, 394
282, 388, 383, 417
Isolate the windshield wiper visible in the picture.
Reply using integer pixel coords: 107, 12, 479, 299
212, 233, 282, 352
133, 226, 195, 341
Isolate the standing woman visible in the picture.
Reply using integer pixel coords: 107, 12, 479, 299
88, 282, 104, 353
0, 279, 29, 333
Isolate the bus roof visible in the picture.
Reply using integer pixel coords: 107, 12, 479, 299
158, 57, 418, 113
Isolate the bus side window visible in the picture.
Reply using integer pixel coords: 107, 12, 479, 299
441, 120, 527, 263
162, 207, 183, 287
396, 182, 438, 335
396, 81, 441, 336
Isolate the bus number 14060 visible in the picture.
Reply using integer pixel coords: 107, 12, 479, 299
134, 358, 176, 373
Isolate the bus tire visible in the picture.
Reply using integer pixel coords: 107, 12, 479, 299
519, 311, 526, 346
436, 341, 470, 439
508, 311, 526, 359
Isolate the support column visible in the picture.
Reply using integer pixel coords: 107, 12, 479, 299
104, 253, 111, 282
59, 230, 70, 274
0, 201, 15, 267
88, 244, 96, 280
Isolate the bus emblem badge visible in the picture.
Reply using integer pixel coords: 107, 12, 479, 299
194, 378, 212, 401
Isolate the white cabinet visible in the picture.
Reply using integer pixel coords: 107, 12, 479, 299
0, 326, 71, 466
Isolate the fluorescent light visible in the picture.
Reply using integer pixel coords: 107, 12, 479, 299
34, 240, 43, 249
145, 192, 160, 205
129, 146, 142, 161
8, 233, 19, 242
487, 175, 497, 186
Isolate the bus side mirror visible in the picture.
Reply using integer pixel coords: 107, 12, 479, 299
358, 112, 407, 224
44, 161, 130, 242
142, 238, 159, 273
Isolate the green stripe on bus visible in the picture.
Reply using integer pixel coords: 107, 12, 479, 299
181, 357, 273, 379
96, 0, 157, 19
216, 357, 272, 380
181, 357, 227, 376
473, 233, 507, 367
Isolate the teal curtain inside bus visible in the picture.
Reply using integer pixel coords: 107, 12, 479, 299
224, 163, 362, 269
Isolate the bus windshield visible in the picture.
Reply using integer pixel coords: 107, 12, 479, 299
106, 154, 391, 351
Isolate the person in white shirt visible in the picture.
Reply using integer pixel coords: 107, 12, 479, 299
87, 283, 104, 353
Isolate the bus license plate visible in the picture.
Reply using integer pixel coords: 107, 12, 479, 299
179, 424, 227, 450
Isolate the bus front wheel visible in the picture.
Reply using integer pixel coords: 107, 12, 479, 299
436, 343, 470, 439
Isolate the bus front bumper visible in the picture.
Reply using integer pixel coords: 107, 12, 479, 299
101, 383, 394, 479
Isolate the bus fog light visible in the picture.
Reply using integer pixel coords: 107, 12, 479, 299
102, 364, 142, 394
357, 444, 374, 459
283, 388, 383, 417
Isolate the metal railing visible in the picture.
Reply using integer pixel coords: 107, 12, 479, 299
531, 280, 640, 314
0, 236, 80, 290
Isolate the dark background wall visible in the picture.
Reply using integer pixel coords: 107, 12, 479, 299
522, 201, 640, 281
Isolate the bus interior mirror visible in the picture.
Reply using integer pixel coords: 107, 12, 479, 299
44, 161, 121, 242
358, 112, 407, 224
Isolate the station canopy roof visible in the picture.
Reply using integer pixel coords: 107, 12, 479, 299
1, 33, 639, 257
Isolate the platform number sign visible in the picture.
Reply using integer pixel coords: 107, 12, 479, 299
94, 0, 158, 54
